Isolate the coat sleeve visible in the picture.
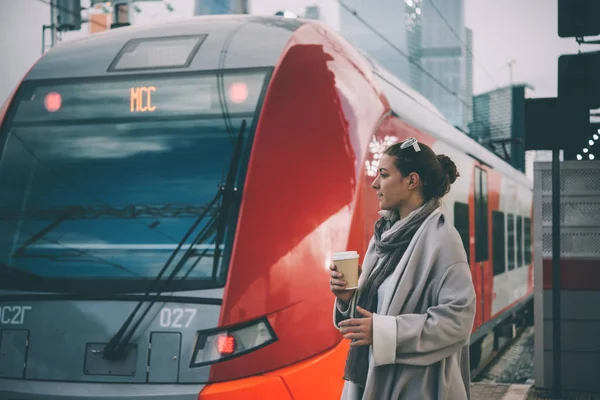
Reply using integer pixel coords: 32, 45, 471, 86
333, 293, 358, 329
371, 261, 476, 367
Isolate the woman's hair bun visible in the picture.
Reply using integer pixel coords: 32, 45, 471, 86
436, 154, 459, 184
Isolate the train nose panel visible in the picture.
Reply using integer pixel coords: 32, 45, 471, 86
0, 299, 221, 384
0, 329, 29, 378
147, 332, 182, 382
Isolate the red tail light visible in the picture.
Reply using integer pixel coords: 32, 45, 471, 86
190, 318, 277, 367
217, 334, 236, 355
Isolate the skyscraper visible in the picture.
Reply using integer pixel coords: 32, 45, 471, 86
339, 0, 472, 132
464, 27, 473, 131
303, 5, 322, 21
406, 0, 423, 92
339, 0, 417, 84
470, 84, 532, 172
420, 0, 467, 131
194, 0, 248, 15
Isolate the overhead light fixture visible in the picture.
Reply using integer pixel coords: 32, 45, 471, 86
584, 148, 589, 153
590, 139, 595, 146
594, 134, 599, 141
577, 154, 583, 160
590, 154, 596, 160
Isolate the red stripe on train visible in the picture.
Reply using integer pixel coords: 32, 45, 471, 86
543, 258, 600, 290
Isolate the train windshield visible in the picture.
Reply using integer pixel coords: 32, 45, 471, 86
0, 69, 269, 293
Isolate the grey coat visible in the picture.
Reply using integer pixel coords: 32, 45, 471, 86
333, 207, 477, 400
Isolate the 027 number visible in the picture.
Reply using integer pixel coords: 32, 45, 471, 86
159, 307, 197, 328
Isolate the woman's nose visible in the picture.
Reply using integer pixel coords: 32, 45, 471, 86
371, 178, 379, 189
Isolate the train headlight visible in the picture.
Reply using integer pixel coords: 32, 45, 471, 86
190, 318, 277, 367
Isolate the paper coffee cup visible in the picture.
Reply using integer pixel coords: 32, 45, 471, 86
332, 251, 359, 290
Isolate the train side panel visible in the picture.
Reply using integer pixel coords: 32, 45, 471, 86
210, 22, 386, 386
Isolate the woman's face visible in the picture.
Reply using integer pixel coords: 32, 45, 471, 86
371, 154, 412, 211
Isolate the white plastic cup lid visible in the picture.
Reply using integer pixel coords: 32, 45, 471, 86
332, 251, 359, 261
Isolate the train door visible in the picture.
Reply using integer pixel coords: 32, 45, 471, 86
474, 167, 489, 326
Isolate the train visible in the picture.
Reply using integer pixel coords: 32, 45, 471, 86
0, 14, 533, 400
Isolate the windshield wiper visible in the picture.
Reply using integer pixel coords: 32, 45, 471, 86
102, 194, 220, 360
103, 120, 247, 361
211, 119, 246, 280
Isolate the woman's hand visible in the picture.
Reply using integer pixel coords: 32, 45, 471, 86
338, 306, 373, 346
329, 263, 356, 304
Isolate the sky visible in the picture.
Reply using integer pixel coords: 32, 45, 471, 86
0, 0, 586, 105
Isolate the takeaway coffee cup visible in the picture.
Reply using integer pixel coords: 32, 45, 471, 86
332, 251, 360, 290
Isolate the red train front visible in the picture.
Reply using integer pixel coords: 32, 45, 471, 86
0, 15, 533, 400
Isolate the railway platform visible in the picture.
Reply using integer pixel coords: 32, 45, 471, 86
472, 383, 600, 399
471, 383, 532, 400
526, 388, 600, 399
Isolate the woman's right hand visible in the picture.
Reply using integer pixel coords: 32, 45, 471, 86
329, 264, 356, 305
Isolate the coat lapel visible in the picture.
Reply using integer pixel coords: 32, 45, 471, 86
378, 208, 441, 315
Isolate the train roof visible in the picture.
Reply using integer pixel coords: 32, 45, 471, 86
26, 15, 303, 81
350, 39, 531, 188
373, 64, 532, 188
26, 15, 531, 188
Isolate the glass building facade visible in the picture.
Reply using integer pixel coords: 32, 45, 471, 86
465, 27, 473, 131
303, 5, 322, 21
420, 0, 467, 131
470, 84, 530, 172
339, 0, 472, 132
194, 0, 248, 15
339, 0, 417, 85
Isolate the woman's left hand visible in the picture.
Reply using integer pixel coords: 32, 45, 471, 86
338, 306, 373, 347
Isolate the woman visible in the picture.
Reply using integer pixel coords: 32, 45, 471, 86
329, 137, 476, 400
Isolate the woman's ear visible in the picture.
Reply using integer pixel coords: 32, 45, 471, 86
407, 172, 421, 190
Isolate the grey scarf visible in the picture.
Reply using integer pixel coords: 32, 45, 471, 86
343, 198, 440, 388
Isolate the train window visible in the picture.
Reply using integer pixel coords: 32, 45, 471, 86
524, 217, 532, 264
474, 168, 489, 262
492, 211, 505, 275
454, 202, 470, 264
507, 214, 515, 270
517, 216, 523, 267
0, 69, 270, 293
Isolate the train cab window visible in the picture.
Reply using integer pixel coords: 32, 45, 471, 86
474, 167, 489, 262
0, 70, 270, 293
492, 211, 505, 275
454, 202, 470, 264
507, 214, 515, 270
517, 216, 523, 267
524, 217, 532, 264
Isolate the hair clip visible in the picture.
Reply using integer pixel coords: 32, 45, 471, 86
400, 137, 421, 152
